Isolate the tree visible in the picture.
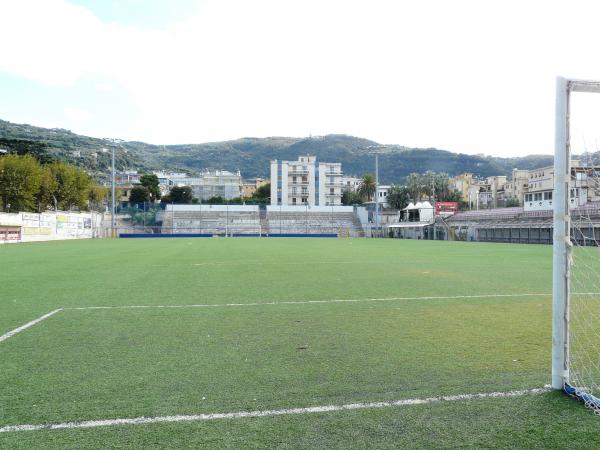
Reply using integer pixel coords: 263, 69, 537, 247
206, 195, 226, 204
139, 173, 161, 201
505, 196, 520, 207
48, 162, 92, 210
341, 190, 364, 205
406, 172, 422, 203
253, 183, 270, 200
88, 185, 109, 211
167, 185, 193, 204
0, 154, 42, 212
387, 185, 410, 210
358, 174, 376, 201
129, 185, 150, 205
36, 166, 58, 212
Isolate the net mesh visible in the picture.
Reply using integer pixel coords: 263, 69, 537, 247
566, 90, 600, 415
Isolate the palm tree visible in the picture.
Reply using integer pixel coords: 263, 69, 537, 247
406, 172, 422, 202
358, 174, 376, 202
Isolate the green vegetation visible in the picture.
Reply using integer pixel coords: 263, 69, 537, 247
0, 154, 100, 212
358, 174, 376, 201
0, 119, 555, 183
139, 173, 161, 201
386, 185, 411, 209
0, 238, 598, 448
161, 185, 192, 204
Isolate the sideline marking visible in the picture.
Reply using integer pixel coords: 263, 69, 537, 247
0, 386, 551, 433
68, 293, 552, 311
0, 309, 63, 343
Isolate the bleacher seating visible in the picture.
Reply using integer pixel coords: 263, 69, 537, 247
162, 210, 261, 235
160, 208, 365, 237
265, 211, 364, 237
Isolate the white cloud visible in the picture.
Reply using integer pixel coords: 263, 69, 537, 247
1, 0, 600, 155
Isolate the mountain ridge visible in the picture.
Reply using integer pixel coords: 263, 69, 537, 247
0, 119, 554, 183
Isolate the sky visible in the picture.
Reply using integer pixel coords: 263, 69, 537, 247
0, 0, 599, 157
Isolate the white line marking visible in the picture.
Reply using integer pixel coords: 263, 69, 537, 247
0, 386, 551, 433
0, 309, 63, 343
67, 293, 552, 311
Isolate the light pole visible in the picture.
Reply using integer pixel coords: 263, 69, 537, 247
111, 147, 116, 237
366, 145, 387, 237
102, 145, 117, 237
375, 153, 379, 236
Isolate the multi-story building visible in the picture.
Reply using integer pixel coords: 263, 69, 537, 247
156, 171, 242, 201
189, 171, 242, 201
241, 178, 268, 198
270, 155, 343, 206
521, 161, 599, 211
115, 170, 141, 185
503, 169, 529, 205
341, 176, 362, 193
376, 185, 391, 208
449, 173, 475, 203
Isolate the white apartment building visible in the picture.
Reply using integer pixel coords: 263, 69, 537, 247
157, 170, 242, 201
270, 155, 343, 206
341, 176, 362, 192
523, 162, 595, 211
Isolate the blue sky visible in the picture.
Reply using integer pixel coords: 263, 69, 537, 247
1, 0, 599, 156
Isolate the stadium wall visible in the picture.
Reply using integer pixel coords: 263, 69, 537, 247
0, 211, 104, 244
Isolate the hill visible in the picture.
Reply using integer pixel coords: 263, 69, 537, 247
0, 119, 553, 183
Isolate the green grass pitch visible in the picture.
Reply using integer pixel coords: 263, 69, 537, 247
0, 238, 598, 448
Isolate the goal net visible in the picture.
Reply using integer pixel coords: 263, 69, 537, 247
554, 77, 600, 414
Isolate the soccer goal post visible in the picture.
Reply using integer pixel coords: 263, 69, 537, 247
553, 76, 600, 414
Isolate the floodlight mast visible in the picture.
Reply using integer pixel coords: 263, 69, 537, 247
367, 145, 387, 237
112, 146, 116, 237
552, 76, 600, 390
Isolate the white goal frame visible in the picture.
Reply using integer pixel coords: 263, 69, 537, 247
552, 76, 600, 390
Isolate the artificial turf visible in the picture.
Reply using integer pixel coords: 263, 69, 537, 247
0, 238, 597, 448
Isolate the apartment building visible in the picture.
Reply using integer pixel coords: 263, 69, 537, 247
503, 169, 529, 205
270, 155, 343, 206
522, 161, 598, 211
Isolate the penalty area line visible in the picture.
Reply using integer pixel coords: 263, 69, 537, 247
0, 386, 551, 433
0, 308, 63, 344
67, 293, 552, 311
0, 308, 63, 342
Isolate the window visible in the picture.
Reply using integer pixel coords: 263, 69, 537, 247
534, 193, 542, 201
544, 191, 553, 200
293, 176, 297, 182
525, 193, 533, 202
330, 188, 334, 194
292, 198, 297, 205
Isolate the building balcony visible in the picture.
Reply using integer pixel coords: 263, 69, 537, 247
288, 169, 309, 175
